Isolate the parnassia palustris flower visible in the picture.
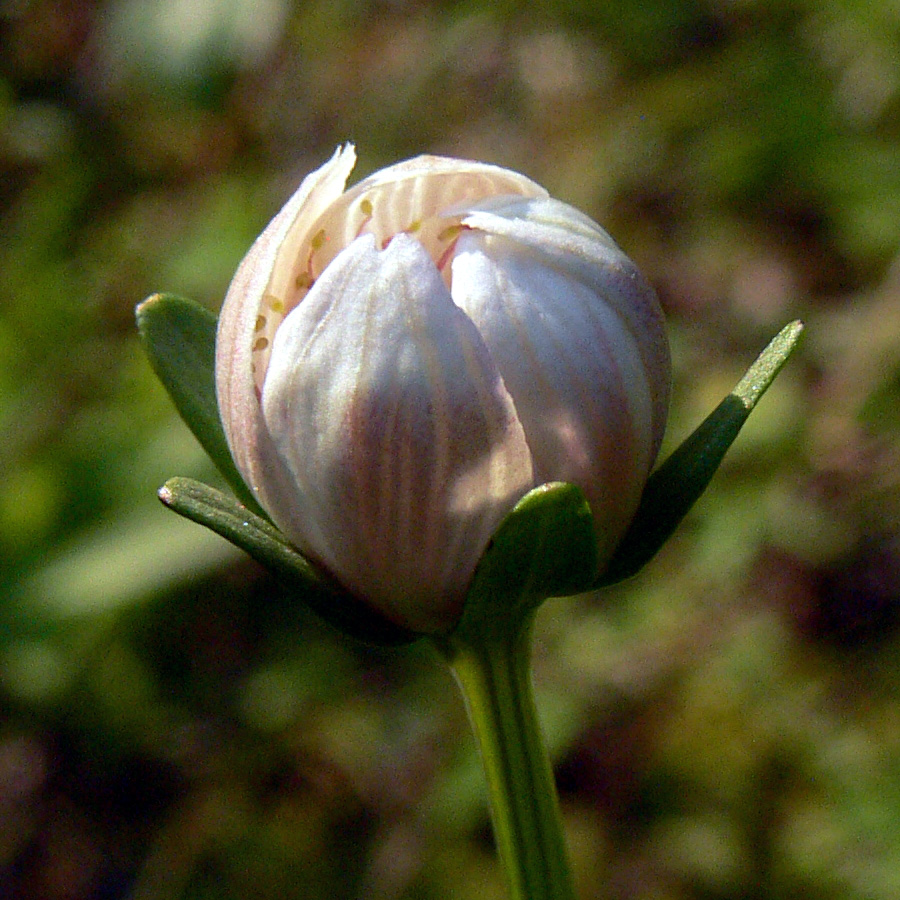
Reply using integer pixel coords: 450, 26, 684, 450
216, 145, 670, 632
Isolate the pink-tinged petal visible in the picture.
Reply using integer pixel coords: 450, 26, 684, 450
450, 224, 663, 563
295, 156, 549, 289
260, 234, 534, 632
216, 144, 357, 517
457, 196, 671, 459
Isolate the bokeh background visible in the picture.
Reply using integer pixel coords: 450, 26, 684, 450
2, 0, 900, 897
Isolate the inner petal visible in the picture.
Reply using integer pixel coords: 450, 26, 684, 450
283, 158, 548, 313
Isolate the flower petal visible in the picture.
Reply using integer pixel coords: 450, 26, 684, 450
216, 144, 357, 519
450, 211, 667, 561
457, 196, 671, 458
261, 233, 534, 632
294, 156, 549, 287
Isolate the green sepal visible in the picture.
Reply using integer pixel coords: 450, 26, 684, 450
598, 320, 804, 586
452, 482, 598, 641
159, 477, 418, 647
136, 293, 265, 518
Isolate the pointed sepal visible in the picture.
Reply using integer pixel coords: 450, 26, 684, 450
599, 320, 804, 586
451, 482, 598, 641
159, 477, 418, 646
136, 293, 265, 517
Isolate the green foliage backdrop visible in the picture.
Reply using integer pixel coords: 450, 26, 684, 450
2, 1, 900, 898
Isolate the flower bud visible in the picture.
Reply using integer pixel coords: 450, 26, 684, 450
216, 145, 670, 633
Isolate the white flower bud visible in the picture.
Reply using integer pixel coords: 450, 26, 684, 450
216, 145, 670, 632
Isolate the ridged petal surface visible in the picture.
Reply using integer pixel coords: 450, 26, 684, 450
458, 196, 670, 458
450, 198, 670, 561
261, 234, 534, 632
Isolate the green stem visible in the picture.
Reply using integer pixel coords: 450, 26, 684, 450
433, 614, 576, 900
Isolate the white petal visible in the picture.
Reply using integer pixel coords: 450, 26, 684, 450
216, 144, 357, 518
451, 227, 662, 562
457, 196, 670, 457
296, 155, 549, 283
261, 233, 534, 632
346, 154, 548, 233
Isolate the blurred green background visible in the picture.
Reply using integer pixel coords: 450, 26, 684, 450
2, 0, 900, 897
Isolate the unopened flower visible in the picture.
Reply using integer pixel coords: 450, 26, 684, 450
216, 145, 670, 632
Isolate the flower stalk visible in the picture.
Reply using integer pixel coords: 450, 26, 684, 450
435, 614, 576, 900
426, 480, 597, 899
